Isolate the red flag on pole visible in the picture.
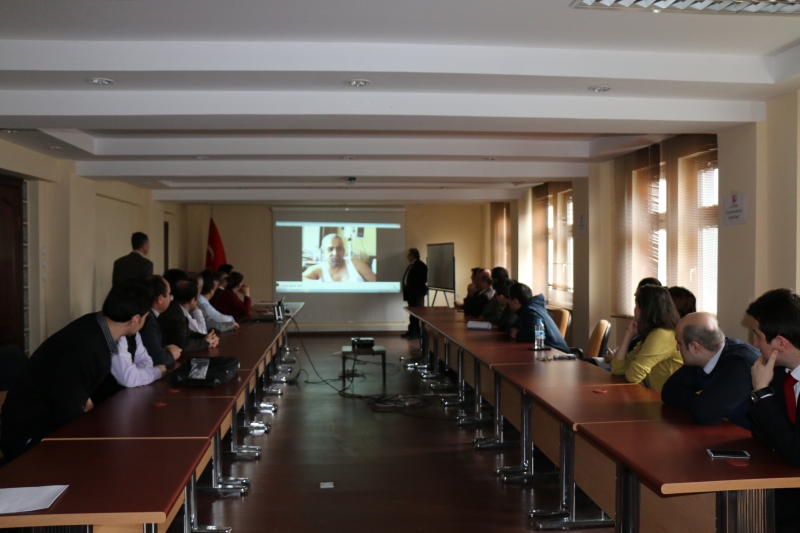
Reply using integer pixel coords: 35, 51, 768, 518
205, 218, 227, 270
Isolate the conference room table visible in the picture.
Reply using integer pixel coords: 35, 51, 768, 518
0, 304, 302, 533
577, 419, 800, 533
405, 306, 800, 532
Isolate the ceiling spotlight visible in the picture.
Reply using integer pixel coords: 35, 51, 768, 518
345, 176, 357, 185
86, 77, 115, 86
484, 157, 496, 161
653, 8, 661, 12
196, 156, 210, 160
1, 129, 20, 134
49, 146, 63, 150
342, 156, 355, 160
347, 79, 371, 88
588, 85, 612, 93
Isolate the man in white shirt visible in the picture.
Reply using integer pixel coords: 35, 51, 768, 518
111, 332, 166, 388
198, 270, 239, 332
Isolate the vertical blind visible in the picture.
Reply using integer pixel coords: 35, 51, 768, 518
612, 135, 718, 316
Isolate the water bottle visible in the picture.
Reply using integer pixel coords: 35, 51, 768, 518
534, 318, 546, 350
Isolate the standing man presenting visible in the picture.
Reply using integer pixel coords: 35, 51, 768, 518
402, 248, 427, 340
112, 232, 153, 286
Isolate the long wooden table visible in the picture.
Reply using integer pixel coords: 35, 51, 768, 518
577, 419, 800, 533
0, 303, 302, 532
406, 306, 800, 532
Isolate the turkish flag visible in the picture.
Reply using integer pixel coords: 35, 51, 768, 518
205, 218, 227, 270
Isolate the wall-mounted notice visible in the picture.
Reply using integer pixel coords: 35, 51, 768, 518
577, 214, 587, 235
722, 193, 747, 226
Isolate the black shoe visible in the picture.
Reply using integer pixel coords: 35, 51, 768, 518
400, 332, 412, 339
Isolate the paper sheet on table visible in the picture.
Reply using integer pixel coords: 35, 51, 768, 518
0, 485, 68, 514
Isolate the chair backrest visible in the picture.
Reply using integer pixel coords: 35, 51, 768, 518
547, 306, 572, 340
585, 320, 611, 360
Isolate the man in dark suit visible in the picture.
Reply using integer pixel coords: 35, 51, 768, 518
746, 289, 800, 533
158, 279, 219, 353
112, 232, 153, 286
661, 312, 759, 429
401, 248, 427, 340
461, 271, 494, 316
140, 275, 182, 366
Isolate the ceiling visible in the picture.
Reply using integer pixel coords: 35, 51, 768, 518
1, 0, 799, 203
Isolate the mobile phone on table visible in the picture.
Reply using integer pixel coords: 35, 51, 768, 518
706, 449, 750, 459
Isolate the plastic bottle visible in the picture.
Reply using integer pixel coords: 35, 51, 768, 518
534, 318, 546, 350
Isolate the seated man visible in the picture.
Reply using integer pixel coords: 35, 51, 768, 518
462, 272, 494, 316
482, 278, 517, 330
746, 289, 800, 533
661, 312, 759, 429
0, 281, 152, 461
506, 282, 570, 353
455, 267, 484, 309
140, 275, 182, 366
158, 279, 219, 352
302, 234, 376, 282
198, 269, 239, 333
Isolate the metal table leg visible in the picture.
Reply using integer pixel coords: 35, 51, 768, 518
199, 429, 249, 493
187, 472, 233, 533
475, 372, 517, 450
224, 405, 261, 458
432, 340, 457, 393
421, 330, 442, 380
458, 357, 491, 427
533, 424, 614, 529
240, 382, 270, 433
443, 347, 470, 406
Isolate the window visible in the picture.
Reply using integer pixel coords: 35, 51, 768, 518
546, 184, 573, 308
613, 135, 718, 316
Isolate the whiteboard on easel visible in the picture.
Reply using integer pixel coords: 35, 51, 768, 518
426, 243, 455, 291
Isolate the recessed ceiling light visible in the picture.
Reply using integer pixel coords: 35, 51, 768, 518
342, 156, 355, 160
86, 77, 115, 86
347, 79, 371, 88
588, 85, 612, 93
484, 157, 496, 161
1, 129, 20, 134
49, 146, 63, 150
196, 156, 210, 160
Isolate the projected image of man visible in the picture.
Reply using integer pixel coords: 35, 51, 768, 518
303, 234, 376, 282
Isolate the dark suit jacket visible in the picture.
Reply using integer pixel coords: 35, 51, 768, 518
157, 301, 209, 353
748, 369, 800, 532
112, 251, 153, 286
661, 337, 759, 429
462, 288, 494, 317
402, 260, 427, 302
140, 311, 175, 366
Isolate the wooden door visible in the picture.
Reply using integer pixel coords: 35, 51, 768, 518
0, 175, 24, 349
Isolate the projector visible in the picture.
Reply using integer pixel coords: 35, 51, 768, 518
351, 337, 374, 349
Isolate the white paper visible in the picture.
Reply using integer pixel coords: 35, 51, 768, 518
467, 320, 492, 330
0, 485, 68, 514
722, 193, 747, 226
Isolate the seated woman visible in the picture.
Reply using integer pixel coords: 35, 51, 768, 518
611, 284, 683, 393
668, 286, 696, 319
212, 271, 252, 319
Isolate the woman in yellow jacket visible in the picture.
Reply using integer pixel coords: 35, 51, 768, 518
611, 284, 683, 393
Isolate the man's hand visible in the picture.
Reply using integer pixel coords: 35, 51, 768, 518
206, 331, 219, 348
83, 398, 94, 412
156, 365, 167, 374
509, 327, 519, 339
166, 344, 182, 361
752, 350, 778, 391
233, 321, 240, 330
239, 284, 251, 298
